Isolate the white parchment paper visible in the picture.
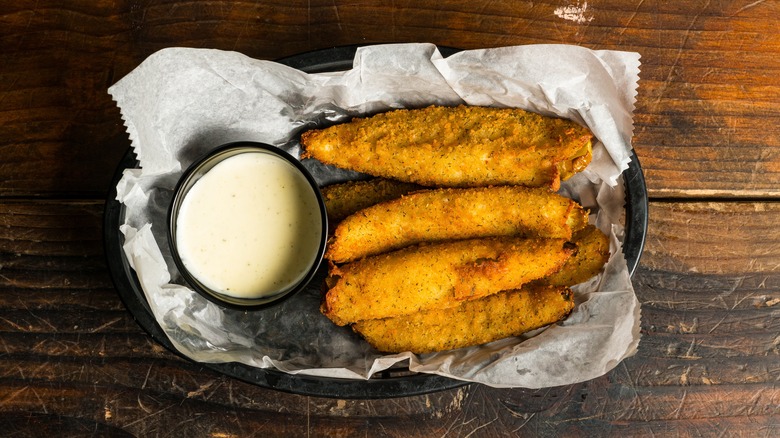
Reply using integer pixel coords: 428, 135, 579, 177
108, 43, 642, 388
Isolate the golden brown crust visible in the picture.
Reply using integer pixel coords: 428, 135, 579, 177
352, 284, 575, 354
543, 224, 611, 287
301, 105, 593, 189
326, 185, 589, 264
321, 178, 423, 226
307, 105, 600, 352
320, 237, 575, 326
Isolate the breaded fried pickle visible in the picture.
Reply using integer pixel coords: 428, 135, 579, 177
322, 178, 423, 226
353, 285, 574, 354
327, 186, 589, 263
544, 225, 611, 287
301, 105, 593, 189
321, 237, 576, 326
347, 227, 608, 353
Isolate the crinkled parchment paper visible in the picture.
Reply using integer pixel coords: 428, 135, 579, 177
108, 43, 642, 388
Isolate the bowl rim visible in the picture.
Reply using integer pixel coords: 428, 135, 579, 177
166, 141, 329, 310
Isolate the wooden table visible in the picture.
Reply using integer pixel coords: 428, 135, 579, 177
2, 1, 778, 436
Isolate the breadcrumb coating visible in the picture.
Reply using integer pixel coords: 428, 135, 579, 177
353, 285, 574, 354
301, 105, 593, 190
327, 185, 588, 263
321, 237, 575, 326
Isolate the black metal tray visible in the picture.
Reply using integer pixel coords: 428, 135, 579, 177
103, 45, 648, 399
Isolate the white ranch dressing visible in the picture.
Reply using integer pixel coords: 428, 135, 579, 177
176, 151, 322, 299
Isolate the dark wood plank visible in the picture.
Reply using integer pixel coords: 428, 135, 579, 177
642, 202, 780, 274
1, 1, 780, 197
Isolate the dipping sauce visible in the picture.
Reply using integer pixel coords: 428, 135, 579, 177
175, 151, 323, 299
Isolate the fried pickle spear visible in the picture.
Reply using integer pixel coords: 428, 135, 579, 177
349, 226, 609, 353
321, 178, 423, 226
301, 105, 593, 190
321, 237, 576, 326
544, 224, 611, 287
327, 186, 589, 264
353, 285, 574, 354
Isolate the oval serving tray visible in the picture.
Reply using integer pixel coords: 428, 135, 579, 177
103, 45, 648, 399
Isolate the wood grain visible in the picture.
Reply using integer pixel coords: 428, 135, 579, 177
643, 202, 780, 274
1, 1, 780, 197
1, 199, 778, 436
